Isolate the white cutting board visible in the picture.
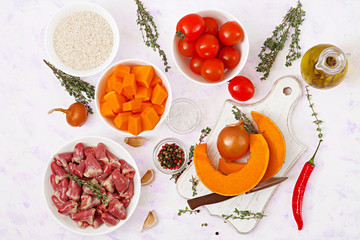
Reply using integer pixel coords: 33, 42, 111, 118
176, 76, 306, 234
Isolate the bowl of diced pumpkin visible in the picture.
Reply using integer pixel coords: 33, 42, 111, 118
95, 59, 172, 136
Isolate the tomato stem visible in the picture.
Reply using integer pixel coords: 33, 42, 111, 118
175, 30, 186, 39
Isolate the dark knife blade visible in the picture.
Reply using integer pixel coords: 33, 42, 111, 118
187, 177, 288, 210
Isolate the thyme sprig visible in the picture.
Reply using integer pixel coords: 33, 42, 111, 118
43, 60, 95, 114
178, 206, 200, 216
190, 175, 199, 197
305, 86, 323, 140
134, 0, 170, 72
170, 127, 211, 183
256, 1, 305, 80
222, 208, 265, 220
69, 175, 108, 205
232, 106, 258, 134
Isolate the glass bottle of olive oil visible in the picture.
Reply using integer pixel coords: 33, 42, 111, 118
301, 44, 348, 89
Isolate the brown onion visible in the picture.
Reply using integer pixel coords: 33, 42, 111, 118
217, 120, 250, 162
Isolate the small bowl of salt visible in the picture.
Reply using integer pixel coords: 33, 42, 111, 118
45, 2, 119, 77
166, 98, 201, 134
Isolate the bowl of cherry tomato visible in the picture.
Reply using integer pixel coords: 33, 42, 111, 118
173, 10, 249, 85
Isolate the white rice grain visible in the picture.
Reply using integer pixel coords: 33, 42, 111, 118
53, 11, 114, 71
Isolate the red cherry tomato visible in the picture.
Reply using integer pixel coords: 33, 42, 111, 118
203, 17, 218, 36
195, 34, 219, 59
218, 21, 244, 46
201, 58, 224, 82
178, 39, 197, 57
176, 14, 205, 41
190, 55, 205, 75
228, 76, 255, 101
217, 47, 241, 69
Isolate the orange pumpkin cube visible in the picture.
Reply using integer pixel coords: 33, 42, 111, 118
132, 101, 152, 114
123, 73, 137, 98
141, 107, 160, 131
114, 112, 132, 130
123, 99, 142, 112
150, 75, 162, 87
153, 104, 165, 115
131, 65, 155, 88
100, 101, 116, 118
104, 91, 126, 113
128, 114, 142, 136
151, 84, 168, 105
135, 86, 152, 101
113, 78, 124, 95
114, 64, 131, 78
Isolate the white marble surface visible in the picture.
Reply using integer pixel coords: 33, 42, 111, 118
1, 0, 360, 239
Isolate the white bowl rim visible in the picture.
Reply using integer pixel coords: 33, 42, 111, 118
172, 9, 249, 86
44, 2, 120, 77
43, 135, 141, 235
95, 59, 173, 136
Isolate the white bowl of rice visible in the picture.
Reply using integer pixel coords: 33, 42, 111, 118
45, 2, 119, 77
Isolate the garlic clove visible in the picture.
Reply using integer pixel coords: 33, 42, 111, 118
124, 137, 148, 147
141, 210, 157, 232
141, 169, 155, 186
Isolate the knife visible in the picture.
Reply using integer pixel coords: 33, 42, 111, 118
187, 177, 288, 210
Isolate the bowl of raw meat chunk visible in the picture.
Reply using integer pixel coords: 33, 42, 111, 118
43, 136, 140, 235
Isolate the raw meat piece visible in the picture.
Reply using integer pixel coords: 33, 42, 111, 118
70, 208, 96, 225
121, 178, 134, 199
66, 179, 82, 201
58, 200, 78, 215
112, 169, 129, 194
121, 197, 131, 208
84, 154, 103, 178
96, 203, 107, 213
119, 159, 135, 178
101, 212, 119, 226
72, 143, 84, 163
50, 174, 59, 192
82, 179, 102, 196
73, 160, 85, 177
94, 143, 109, 164
78, 221, 90, 229
54, 152, 73, 170
51, 195, 64, 210
111, 192, 121, 200
80, 194, 101, 210
108, 199, 126, 220
101, 175, 115, 193
92, 217, 104, 229
68, 162, 77, 175
50, 161, 68, 180
58, 178, 70, 202
96, 164, 112, 181
84, 146, 95, 157
106, 150, 121, 168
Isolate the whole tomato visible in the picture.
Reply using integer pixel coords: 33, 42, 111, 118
218, 21, 244, 46
201, 58, 224, 82
195, 34, 219, 59
203, 17, 218, 36
178, 39, 197, 57
228, 76, 255, 101
217, 47, 241, 69
190, 55, 205, 75
176, 14, 205, 41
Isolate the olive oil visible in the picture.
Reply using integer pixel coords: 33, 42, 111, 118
301, 44, 348, 89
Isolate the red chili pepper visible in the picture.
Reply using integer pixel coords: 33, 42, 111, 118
292, 139, 322, 230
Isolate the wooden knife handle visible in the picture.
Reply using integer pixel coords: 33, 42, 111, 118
187, 193, 233, 210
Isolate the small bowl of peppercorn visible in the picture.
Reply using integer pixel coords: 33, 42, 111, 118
153, 138, 188, 174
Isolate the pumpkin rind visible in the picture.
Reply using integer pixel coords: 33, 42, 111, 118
194, 134, 269, 196
251, 111, 286, 182
218, 158, 245, 175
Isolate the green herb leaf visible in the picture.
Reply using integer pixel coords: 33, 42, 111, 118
221, 208, 265, 220
190, 175, 199, 197
69, 174, 107, 205
178, 206, 200, 216
232, 106, 258, 134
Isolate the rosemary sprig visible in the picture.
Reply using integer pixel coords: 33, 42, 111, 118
69, 175, 107, 205
177, 206, 200, 216
221, 208, 265, 220
190, 175, 199, 197
305, 86, 323, 139
256, 1, 305, 80
232, 106, 258, 134
170, 127, 211, 183
43, 60, 95, 114
134, 0, 170, 72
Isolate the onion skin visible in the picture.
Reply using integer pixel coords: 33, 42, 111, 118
48, 102, 88, 127
217, 120, 250, 162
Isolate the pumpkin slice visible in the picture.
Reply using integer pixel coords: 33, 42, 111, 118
251, 111, 286, 182
194, 134, 269, 196
217, 158, 245, 175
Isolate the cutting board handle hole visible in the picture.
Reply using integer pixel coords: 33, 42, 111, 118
283, 87, 292, 96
